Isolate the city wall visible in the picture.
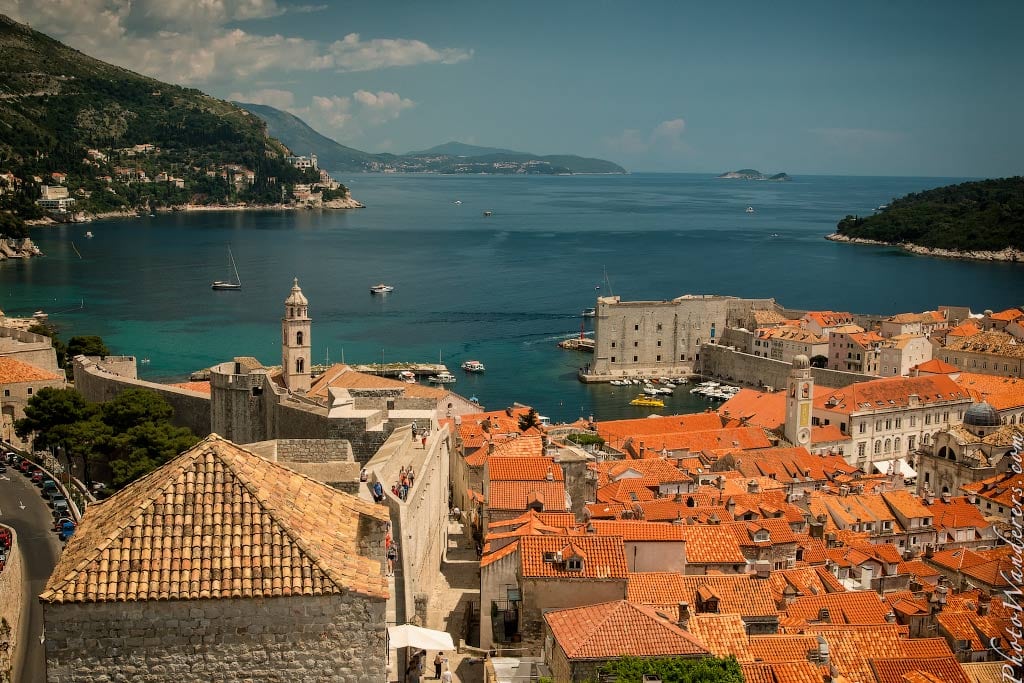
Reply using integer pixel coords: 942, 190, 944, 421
0, 326, 60, 374
699, 343, 874, 390
0, 525, 23, 683
43, 593, 387, 683
73, 356, 211, 436
366, 424, 451, 627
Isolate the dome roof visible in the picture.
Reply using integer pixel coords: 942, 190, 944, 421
792, 354, 810, 369
285, 278, 308, 306
963, 401, 1000, 427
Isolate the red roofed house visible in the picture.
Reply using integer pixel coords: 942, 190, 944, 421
543, 600, 709, 682
880, 310, 948, 339
828, 327, 885, 374
802, 311, 855, 336
0, 356, 66, 446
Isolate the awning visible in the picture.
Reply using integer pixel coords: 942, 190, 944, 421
387, 624, 456, 651
872, 458, 917, 479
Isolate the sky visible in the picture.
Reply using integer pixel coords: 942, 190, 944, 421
2, 0, 1022, 176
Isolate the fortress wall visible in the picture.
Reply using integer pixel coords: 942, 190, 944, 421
0, 525, 24, 683
699, 343, 874, 390
73, 356, 211, 436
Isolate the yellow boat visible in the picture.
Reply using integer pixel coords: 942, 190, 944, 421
630, 395, 664, 407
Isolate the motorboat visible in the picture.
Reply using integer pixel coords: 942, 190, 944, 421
643, 385, 660, 396
745, 206, 755, 213
454, 200, 462, 205
582, 308, 596, 318
84, 231, 94, 238
461, 360, 486, 373
212, 245, 242, 290
370, 283, 394, 294
397, 370, 417, 384
428, 371, 457, 384
609, 379, 628, 386
630, 395, 664, 408
483, 211, 493, 217
655, 386, 674, 395
140, 358, 151, 364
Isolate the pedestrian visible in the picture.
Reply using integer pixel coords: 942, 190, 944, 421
406, 653, 422, 683
440, 665, 453, 683
387, 542, 398, 576
372, 480, 384, 503
434, 652, 445, 679
422, 436, 427, 449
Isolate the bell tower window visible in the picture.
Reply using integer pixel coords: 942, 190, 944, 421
296, 331, 303, 345
297, 358, 304, 373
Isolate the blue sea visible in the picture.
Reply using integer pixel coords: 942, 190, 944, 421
2, 173, 1021, 423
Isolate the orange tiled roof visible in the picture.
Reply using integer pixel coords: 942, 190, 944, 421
586, 520, 686, 542
595, 478, 658, 504
167, 380, 212, 394
946, 320, 982, 337
814, 374, 970, 415
718, 388, 788, 429
880, 490, 932, 520
40, 434, 389, 604
487, 510, 576, 531
595, 412, 724, 441
740, 662, 825, 683
0, 356, 62, 383
784, 590, 890, 625
927, 546, 1013, 588
307, 363, 447, 400
598, 458, 690, 487
954, 371, 1024, 410
686, 613, 750, 659
519, 535, 627, 579
936, 609, 1008, 653
764, 566, 845, 604
544, 600, 708, 659
925, 496, 990, 534
791, 625, 948, 683
746, 634, 820, 663
961, 470, 1020, 506
988, 307, 1024, 322
803, 311, 855, 328
887, 311, 946, 325
487, 480, 567, 512
627, 573, 778, 616
487, 454, 562, 482
943, 330, 1024, 359
868, 656, 972, 683
728, 446, 858, 483
913, 359, 960, 374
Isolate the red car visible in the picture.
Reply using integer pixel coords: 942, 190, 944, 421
18, 459, 32, 473
31, 470, 45, 484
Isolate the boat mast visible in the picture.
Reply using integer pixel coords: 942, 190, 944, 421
228, 246, 241, 286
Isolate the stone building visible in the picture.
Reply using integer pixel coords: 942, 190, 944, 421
878, 334, 933, 377
0, 356, 65, 446
935, 329, 1024, 377
585, 294, 781, 379
916, 401, 1022, 496
40, 434, 390, 683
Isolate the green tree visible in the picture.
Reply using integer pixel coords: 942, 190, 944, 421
518, 408, 541, 432
14, 387, 96, 450
66, 335, 110, 358
597, 656, 744, 683
0, 212, 29, 239
100, 388, 174, 432
106, 421, 198, 487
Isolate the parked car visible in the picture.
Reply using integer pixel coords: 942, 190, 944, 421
58, 520, 76, 542
52, 516, 74, 532
47, 490, 66, 504
52, 499, 70, 517
41, 479, 58, 496
18, 459, 32, 473
31, 470, 45, 484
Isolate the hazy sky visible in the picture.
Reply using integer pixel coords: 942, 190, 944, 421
3, 0, 1022, 175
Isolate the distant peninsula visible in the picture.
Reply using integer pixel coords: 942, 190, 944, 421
718, 169, 790, 181
826, 176, 1024, 262
235, 102, 627, 175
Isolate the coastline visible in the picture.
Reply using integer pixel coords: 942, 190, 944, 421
25, 195, 365, 227
825, 233, 1023, 263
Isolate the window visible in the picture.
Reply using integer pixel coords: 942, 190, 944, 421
27, 387, 33, 395
633, 356, 638, 362
942, 411, 949, 422
894, 437, 901, 453
296, 358, 304, 373
884, 438, 891, 453
633, 341, 639, 347
859, 423, 866, 434
895, 418, 901, 429
656, 340, 662, 347
882, 521, 892, 531
876, 421, 883, 431
885, 419, 892, 430
656, 323, 663, 332
566, 558, 583, 571
296, 331, 303, 345
611, 341, 616, 348
858, 442, 866, 457
680, 354, 686, 361
908, 435, 915, 451
874, 440, 881, 455
634, 324, 639, 331
925, 414, 931, 425
2, 389, 8, 397
910, 416, 917, 427
656, 355, 662, 362
610, 356, 616, 363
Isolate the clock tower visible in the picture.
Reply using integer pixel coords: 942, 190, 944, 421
282, 278, 311, 394
784, 354, 813, 448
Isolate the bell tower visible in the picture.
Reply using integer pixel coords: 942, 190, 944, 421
282, 278, 311, 394
784, 354, 813, 448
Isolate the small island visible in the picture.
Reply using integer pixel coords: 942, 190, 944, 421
826, 176, 1024, 262
718, 169, 790, 181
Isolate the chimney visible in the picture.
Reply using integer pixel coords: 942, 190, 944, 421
925, 490, 935, 505
586, 522, 596, 534
816, 635, 830, 666
924, 544, 934, 559
839, 484, 850, 497
725, 498, 736, 515
978, 591, 991, 616
546, 466, 554, 481
818, 608, 831, 624
885, 611, 896, 624
676, 601, 691, 629
753, 561, 771, 579
488, 441, 496, 455
747, 479, 759, 494
941, 491, 951, 504
639, 441, 646, 457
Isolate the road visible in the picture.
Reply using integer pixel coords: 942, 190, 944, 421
1, 465, 62, 683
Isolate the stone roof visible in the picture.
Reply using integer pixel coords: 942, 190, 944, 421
0, 356, 62, 383
544, 600, 708, 660
943, 330, 1024, 358
40, 435, 389, 604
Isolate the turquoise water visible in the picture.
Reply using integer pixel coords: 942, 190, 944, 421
2, 173, 1021, 423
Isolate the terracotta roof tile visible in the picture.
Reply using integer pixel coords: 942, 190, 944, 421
943, 330, 1024, 359
585, 521, 686, 541
627, 572, 777, 616
39, 434, 389, 604
519, 535, 627, 579
913, 359, 960, 374
954, 371, 1024, 410
869, 656, 972, 683
487, 481, 567, 512
927, 546, 1013, 588
718, 389, 787, 430
166, 380, 212, 394
784, 591, 890, 625
686, 613, 750, 659
746, 634, 820, 663
307, 363, 447, 400
0, 356, 62, 383
595, 412, 724, 442
740, 662, 825, 683
814, 375, 970, 416
487, 454, 561, 482
544, 600, 708, 659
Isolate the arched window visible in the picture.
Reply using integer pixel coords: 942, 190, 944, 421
884, 438, 891, 454
296, 331, 303, 345
874, 440, 881, 455
296, 358, 304, 373
894, 437, 901, 453
922, 433, 930, 446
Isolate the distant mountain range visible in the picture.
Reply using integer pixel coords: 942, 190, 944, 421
234, 102, 626, 175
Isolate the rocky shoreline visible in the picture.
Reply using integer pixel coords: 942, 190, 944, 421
825, 233, 1023, 263
25, 195, 365, 226
0, 237, 43, 260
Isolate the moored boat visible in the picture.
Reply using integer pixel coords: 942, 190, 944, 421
370, 283, 394, 294
397, 370, 417, 384
630, 395, 664, 407
461, 360, 486, 373
428, 371, 457, 384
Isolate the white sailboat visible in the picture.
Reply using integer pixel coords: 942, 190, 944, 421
211, 246, 242, 290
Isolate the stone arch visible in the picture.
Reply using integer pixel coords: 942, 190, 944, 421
874, 440, 881, 455
296, 358, 304, 373
296, 331, 304, 346
894, 437, 901, 453
938, 446, 955, 461
884, 438, 892, 454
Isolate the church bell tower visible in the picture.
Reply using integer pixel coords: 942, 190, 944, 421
784, 354, 813, 448
282, 278, 311, 394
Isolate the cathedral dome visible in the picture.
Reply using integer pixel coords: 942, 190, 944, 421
285, 278, 308, 306
963, 401, 1000, 428
792, 354, 810, 369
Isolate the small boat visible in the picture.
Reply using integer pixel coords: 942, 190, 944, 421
582, 308, 596, 318
428, 371, 457, 384
212, 245, 242, 290
454, 200, 462, 205
461, 360, 486, 373
149, 213, 155, 217
643, 385, 660, 396
370, 283, 394, 294
877, 204, 888, 210
630, 395, 664, 408
140, 358, 151, 364
33, 310, 48, 320
483, 211, 493, 217
609, 379, 628, 386
656, 387, 674, 395
397, 370, 416, 384
84, 231, 94, 238
745, 206, 755, 213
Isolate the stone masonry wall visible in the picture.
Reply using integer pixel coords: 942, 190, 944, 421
0, 525, 24, 683
43, 593, 387, 683
273, 438, 353, 463
700, 343, 874, 390
73, 356, 211, 436
0, 326, 60, 374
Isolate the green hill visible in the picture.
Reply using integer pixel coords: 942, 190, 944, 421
835, 177, 1024, 252
0, 13, 324, 224
235, 102, 626, 175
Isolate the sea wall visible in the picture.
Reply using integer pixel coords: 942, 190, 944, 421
0, 525, 24, 683
0, 326, 60, 374
72, 356, 211, 436
700, 343, 874, 390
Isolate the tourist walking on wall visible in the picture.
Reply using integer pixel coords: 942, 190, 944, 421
433, 652, 446, 679
387, 541, 398, 576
